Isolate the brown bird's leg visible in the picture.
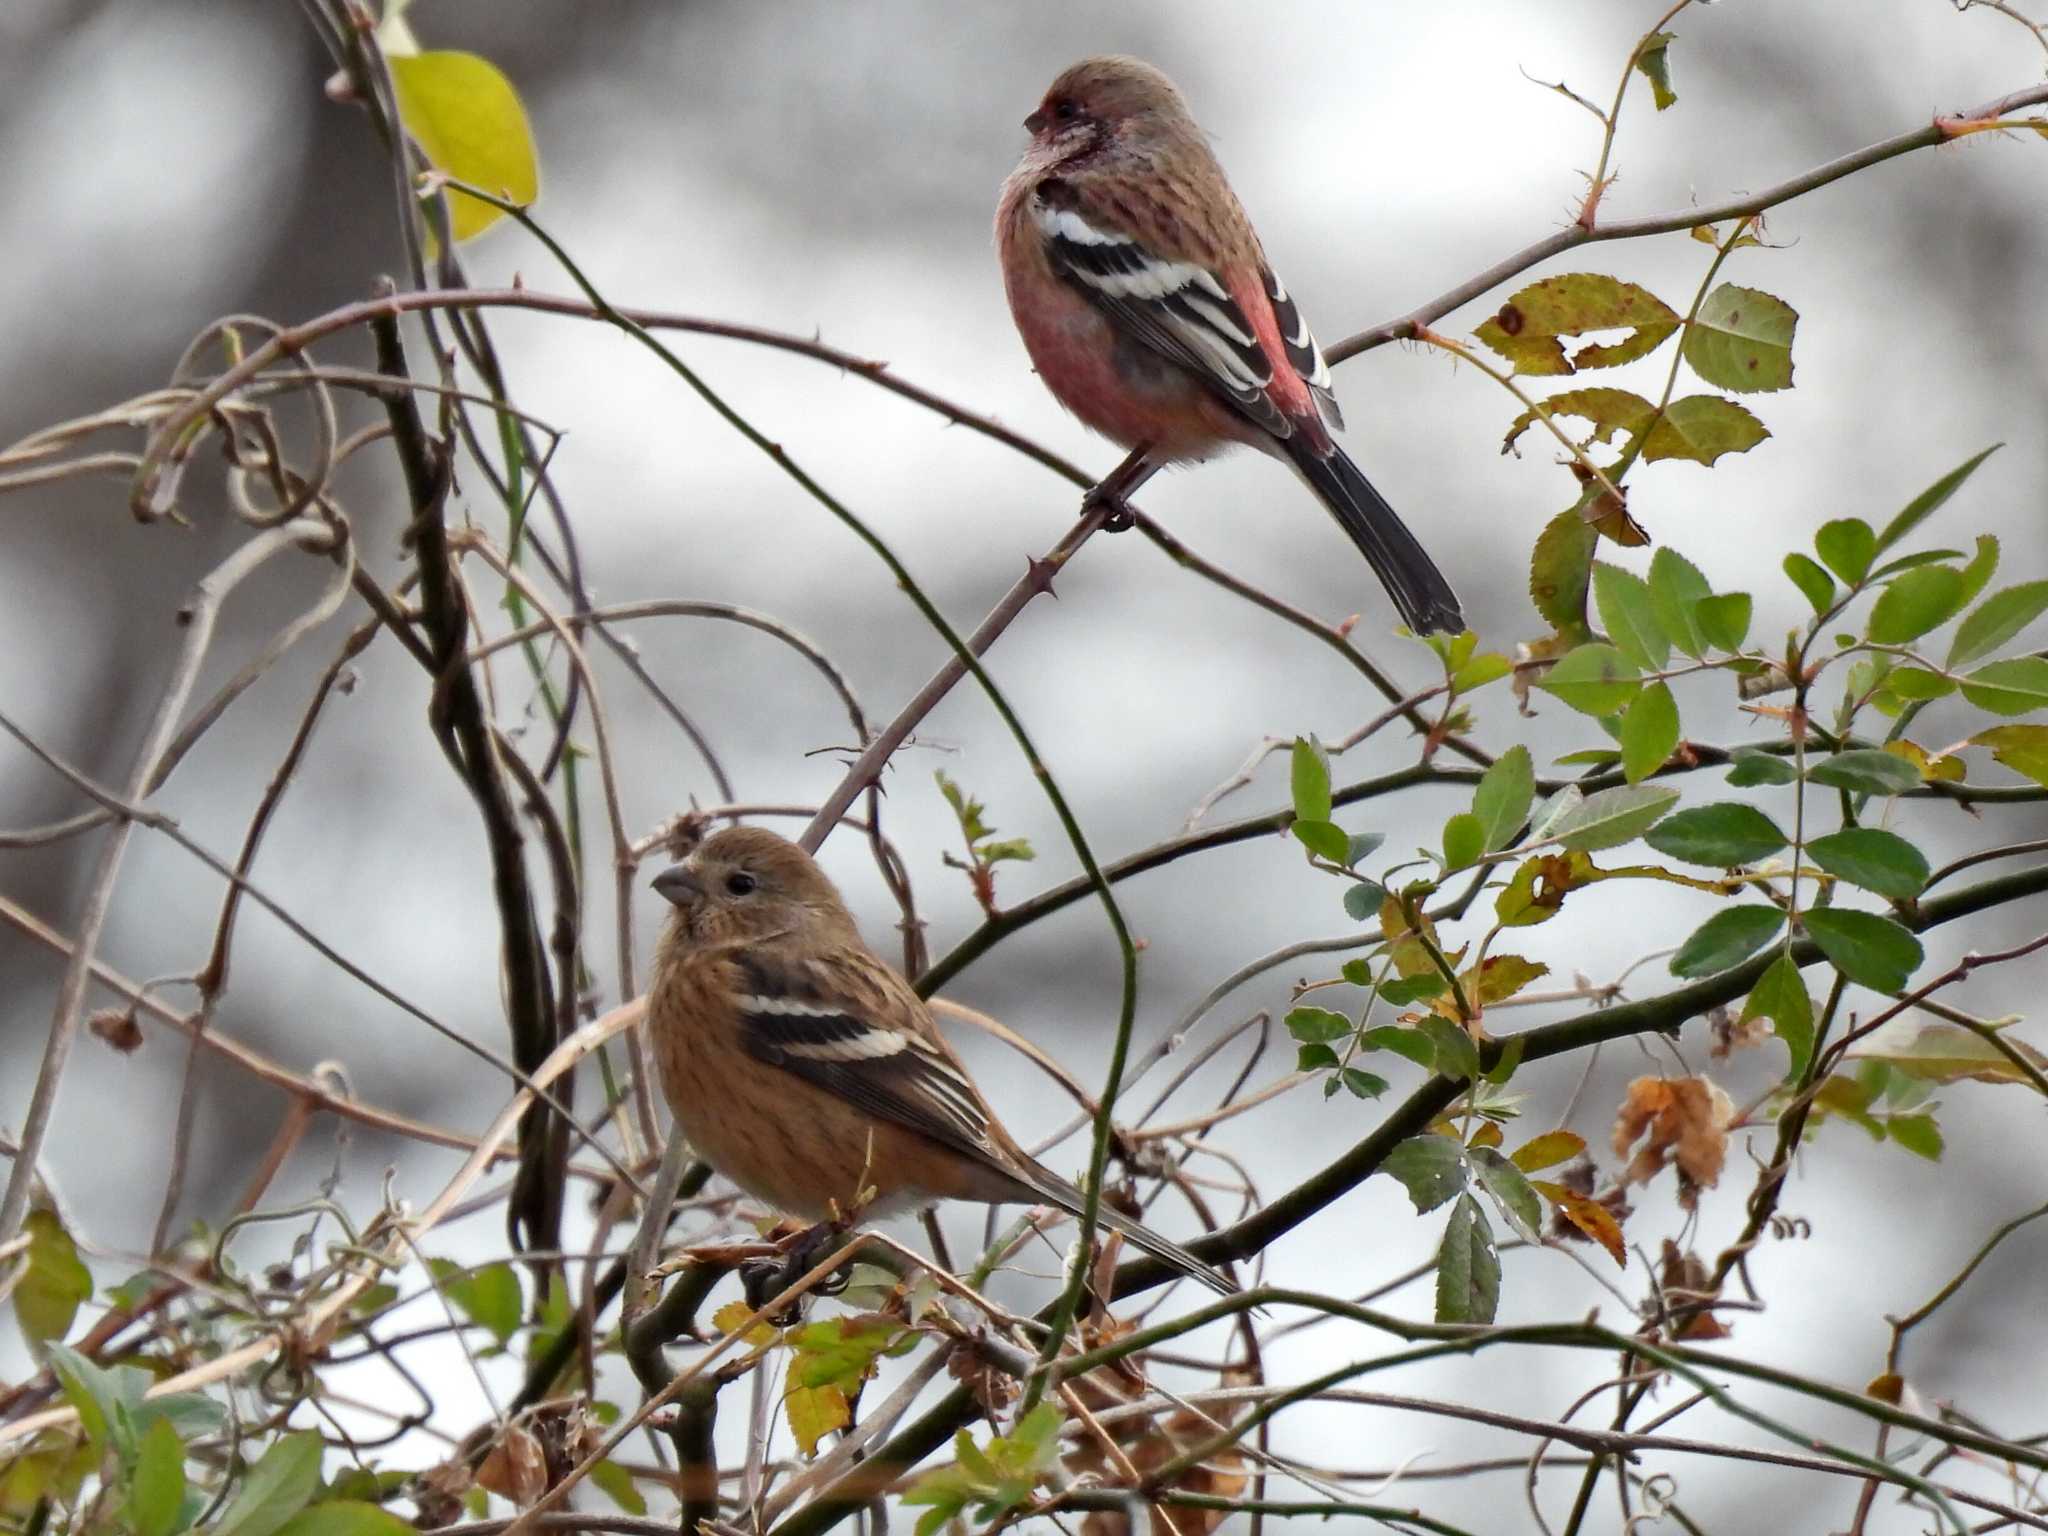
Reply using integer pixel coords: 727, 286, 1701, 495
1081, 446, 1152, 532
739, 1218, 855, 1320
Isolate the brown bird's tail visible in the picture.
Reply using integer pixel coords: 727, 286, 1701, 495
1284, 438, 1465, 635
1021, 1163, 1239, 1297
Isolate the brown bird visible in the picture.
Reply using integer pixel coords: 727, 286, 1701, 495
647, 824, 1234, 1295
997, 55, 1463, 634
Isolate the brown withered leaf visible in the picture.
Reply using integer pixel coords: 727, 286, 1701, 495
947, 1337, 1020, 1420
413, 1458, 473, 1528
88, 1008, 144, 1053
1612, 1076, 1734, 1208
1073, 1369, 1252, 1536
1066, 1289, 1245, 1536
1656, 1240, 1729, 1340
1708, 1004, 1767, 1059
526, 1399, 604, 1485
1569, 459, 1651, 546
476, 1423, 547, 1507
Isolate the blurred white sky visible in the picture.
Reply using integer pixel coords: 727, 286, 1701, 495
3, 3, 2046, 1529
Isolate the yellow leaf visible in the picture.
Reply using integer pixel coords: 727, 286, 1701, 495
710, 1300, 778, 1348
785, 1383, 850, 1457
388, 51, 539, 242
1510, 1129, 1587, 1174
1531, 1180, 1627, 1267
1886, 738, 1966, 783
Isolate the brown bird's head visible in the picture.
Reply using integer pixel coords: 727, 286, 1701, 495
1022, 56, 1196, 162
652, 825, 854, 946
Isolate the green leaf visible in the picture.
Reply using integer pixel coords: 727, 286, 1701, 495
1671, 905, 1786, 977
1285, 1007, 1352, 1046
44, 1342, 133, 1449
15, 1209, 91, 1352
1529, 784, 1583, 839
587, 1463, 647, 1518
1644, 803, 1788, 865
1416, 1016, 1484, 1081
1858, 1023, 2048, 1087
1292, 818, 1351, 863
1440, 812, 1486, 872
1726, 747, 1798, 786
1741, 951, 1815, 1077
1296, 1042, 1340, 1072
439, 1261, 521, 1346
1694, 592, 1753, 653
1468, 1147, 1544, 1242
1816, 518, 1877, 585
387, 52, 540, 243
1959, 657, 2048, 716
1783, 553, 1836, 614
1949, 579, 2048, 669
1648, 548, 1712, 660
1683, 284, 1797, 392
1537, 643, 1640, 715
1956, 533, 2001, 605
1452, 651, 1514, 693
1974, 724, 2048, 787
128, 1418, 187, 1536
1805, 749, 1922, 795
1290, 736, 1332, 823
1343, 881, 1386, 921
1874, 444, 2002, 553
1805, 828, 1929, 900
1434, 1195, 1501, 1324
1550, 784, 1681, 852
1643, 395, 1770, 464
1593, 562, 1670, 671
1474, 273, 1681, 375
129, 1393, 224, 1446
1885, 667, 1954, 701
1361, 1024, 1442, 1069
212, 1433, 324, 1536
273, 1505, 418, 1536
1634, 30, 1678, 109
1471, 746, 1535, 853
1619, 680, 1680, 785
1870, 549, 1965, 580
1529, 507, 1599, 639
1381, 1135, 1467, 1214
1340, 1068, 1391, 1100
1867, 565, 1968, 644
1885, 1113, 1944, 1161
1377, 973, 1449, 1006
1804, 909, 1923, 992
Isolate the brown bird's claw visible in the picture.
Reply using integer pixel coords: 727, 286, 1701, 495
1082, 480, 1136, 532
739, 1220, 856, 1322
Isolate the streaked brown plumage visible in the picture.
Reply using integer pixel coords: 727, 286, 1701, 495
996, 56, 1464, 634
647, 825, 1234, 1294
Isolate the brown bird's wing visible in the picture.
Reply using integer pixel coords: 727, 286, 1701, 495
1031, 181, 1342, 440
731, 953, 1012, 1174
734, 951, 1238, 1297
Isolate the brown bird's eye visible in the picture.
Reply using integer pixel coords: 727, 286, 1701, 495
725, 871, 757, 896
1054, 100, 1076, 121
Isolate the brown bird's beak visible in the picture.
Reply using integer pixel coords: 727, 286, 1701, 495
652, 864, 703, 907
1023, 108, 1046, 134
